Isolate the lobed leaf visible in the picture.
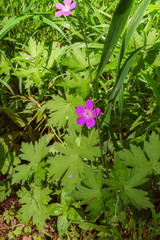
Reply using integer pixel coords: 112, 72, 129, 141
18, 184, 52, 231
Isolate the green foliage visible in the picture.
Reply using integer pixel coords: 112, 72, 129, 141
12, 135, 49, 185
18, 184, 52, 231
47, 129, 101, 192
59, 70, 94, 98
117, 132, 160, 175
0, 180, 12, 202
109, 132, 160, 210
0, 143, 20, 175
13, 37, 48, 88
62, 47, 100, 71
0, 51, 10, 74
0, 0, 160, 238
72, 165, 109, 221
49, 190, 82, 238
106, 160, 153, 210
42, 93, 84, 131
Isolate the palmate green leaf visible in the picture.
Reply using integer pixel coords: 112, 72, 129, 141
62, 47, 100, 71
13, 37, 48, 88
47, 130, 101, 192
106, 161, 152, 210
116, 145, 148, 167
72, 165, 108, 221
59, 70, 94, 98
43, 93, 84, 131
47, 42, 68, 67
12, 135, 49, 184
124, 188, 153, 211
117, 132, 160, 174
62, 47, 88, 71
18, 184, 52, 231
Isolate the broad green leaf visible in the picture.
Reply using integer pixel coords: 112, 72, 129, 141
18, 184, 52, 231
117, 132, 160, 174
48, 203, 63, 216
47, 42, 68, 67
117, 145, 148, 167
13, 37, 47, 88
59, 70, 96, 98
125, 188, 153, 210
72, 165, 108, 221
12, 135, 49, 184
106, 161, 152, 210
43, 94, 84, 131
47, 130, 100, 192
68, 207, 82, 221
75, 220, 109, 232
57, 213, 70, 238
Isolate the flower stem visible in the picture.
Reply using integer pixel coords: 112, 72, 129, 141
78, 4, 105, 169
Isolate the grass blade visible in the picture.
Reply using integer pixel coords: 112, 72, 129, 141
102, 47, 144, 126
0, 15, 34, 40
119, 0, 150, 68
94, 0, 134, 86
0, 78, 15, 95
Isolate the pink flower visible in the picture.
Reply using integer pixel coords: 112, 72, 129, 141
68, 173, 74, 178
76, 99, 101, 128
55, 0, 76, 17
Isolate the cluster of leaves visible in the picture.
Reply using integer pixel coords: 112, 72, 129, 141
0, 0, 160, 239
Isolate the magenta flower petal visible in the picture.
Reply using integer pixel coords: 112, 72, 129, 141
86, 99, 93, 111
55, 3, 64, 9
64, 10, 71, 16
76, 105, 86, 115
92, 108, 101, 117
77, 116, 86, 126
86, 118, 95, 128
55, 10, 64, 17
65, 0, 72, 6
69, 1, 76, 10
64, 0, 72, 7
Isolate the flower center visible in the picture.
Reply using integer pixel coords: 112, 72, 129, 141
63, 6, 70, 12
85, 110, 92, 118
